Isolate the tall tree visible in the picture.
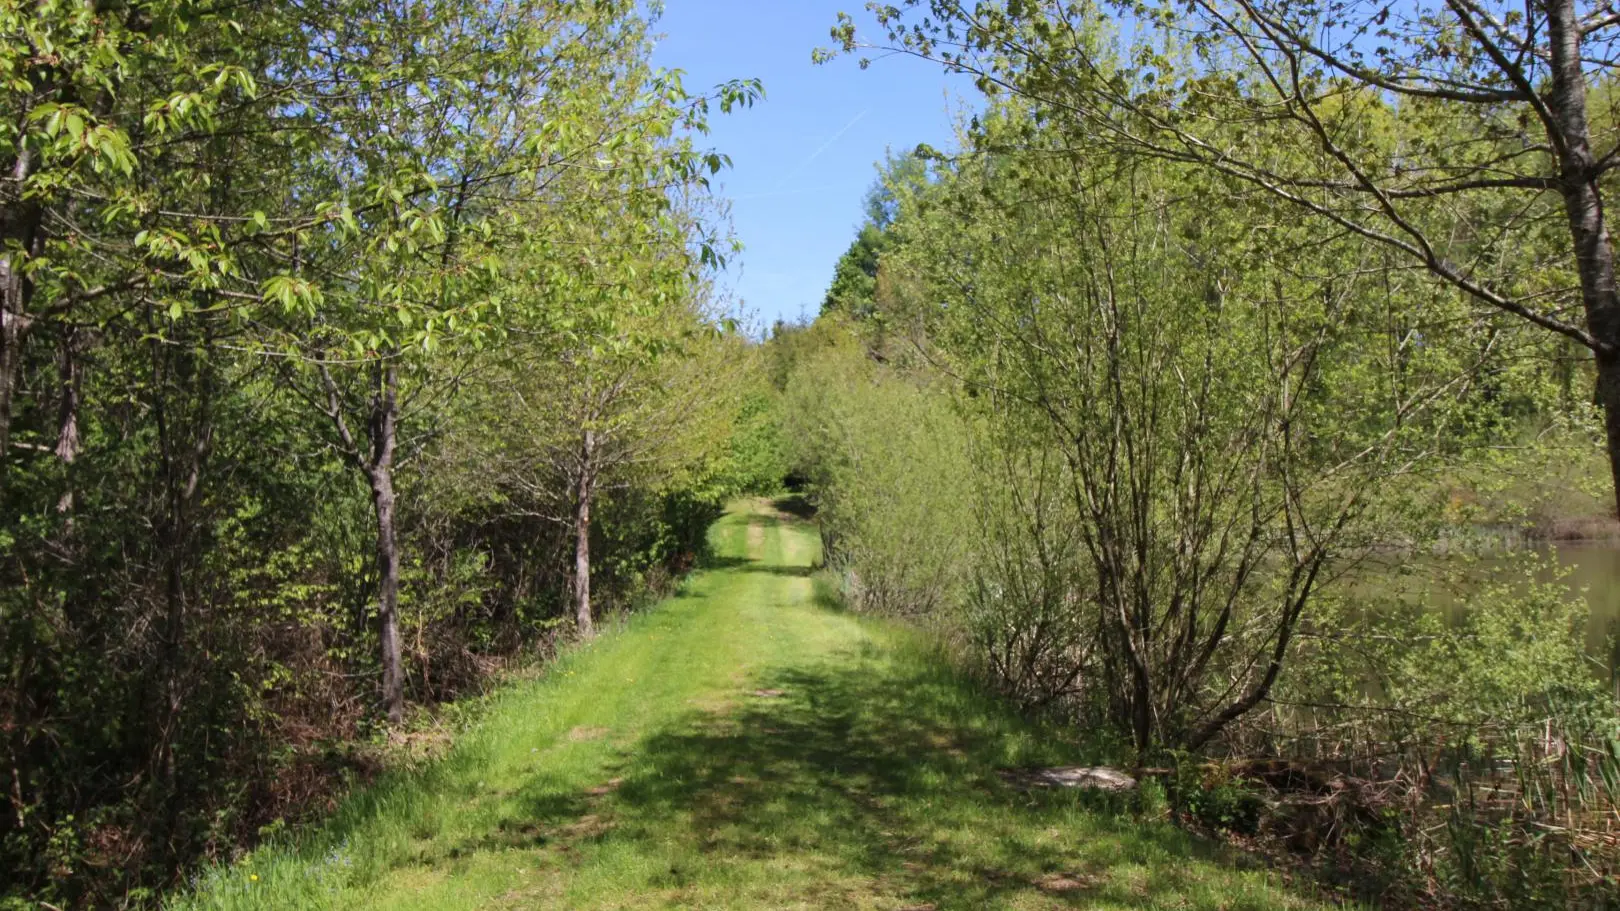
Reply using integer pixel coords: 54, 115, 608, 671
1, 0, 259, 495
820, 150, 931, 317
467, 239, 743, 638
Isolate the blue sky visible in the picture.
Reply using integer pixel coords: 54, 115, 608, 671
651, 2, 973, 329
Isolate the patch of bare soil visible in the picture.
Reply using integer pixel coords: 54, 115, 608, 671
997, 766, 1137, 791
558, 813, 612, 839
1034, 872, 1103, 894
584, 777, 623, 797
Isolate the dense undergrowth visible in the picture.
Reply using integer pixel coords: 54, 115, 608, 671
779, 118, 1620, 904
1, 455, 779, 909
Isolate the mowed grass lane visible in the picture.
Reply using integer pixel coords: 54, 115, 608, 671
175, 499, 1328, 911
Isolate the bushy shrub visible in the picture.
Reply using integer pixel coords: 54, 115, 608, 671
780, 323, 976, 618
964, 443, 1098, 711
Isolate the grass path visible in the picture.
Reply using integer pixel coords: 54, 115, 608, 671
177, 499, 1328, 911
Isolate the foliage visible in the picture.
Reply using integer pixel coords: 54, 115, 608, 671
874, 100, 1557, 756
779, 319, 976, 617
791, 10, 1620, 901
0, 1, 765, 905
821, 222, 886, 318
718, 383, 790, 496
1264, 557, 1620, 905
819, 149, 932, 319
827, 0, 1620, 516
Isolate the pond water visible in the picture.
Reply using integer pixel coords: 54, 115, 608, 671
1546, 544, 1620, 680
1397, 541, 1620, 684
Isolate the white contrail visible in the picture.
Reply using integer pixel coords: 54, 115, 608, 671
777, 109, 869, 187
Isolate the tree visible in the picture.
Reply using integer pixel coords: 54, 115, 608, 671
868, 102, 1535, 754
831, 0, 1620, 515
779, 318, 976, 616
820, 150, 932, 317
242, 0, 750, 716
821, 222, 886, 316
463, 247, 746, 637
1, 0, 264, 496
0, 0, 762, 899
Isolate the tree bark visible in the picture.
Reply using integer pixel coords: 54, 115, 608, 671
54, 327, 80, 518
320, 361, 406, 722
573, 428, 596, 639
0, 294, 25, 474
1546, 0, 1620, 517
368, 364, 405, 723
369, 462, 404, 723
149, 333, 213, 828
0, 143, 40, 483
1129, 661, 1153, 756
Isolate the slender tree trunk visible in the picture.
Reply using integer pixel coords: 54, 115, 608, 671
54, 327, 80, 518
1596, 362, 1620, 520
1131, 658, 1153, 757
573, 428, 596, 638
319, 361, 406, 722
1547, 0, 1620, 517
149, 332, 213, 831
367, 364, 405, 723
369, 464, 404, 723
0, 292, 25, 475
0, 145, 40, 483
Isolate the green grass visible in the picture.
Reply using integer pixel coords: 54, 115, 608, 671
173, 499, 1332, 910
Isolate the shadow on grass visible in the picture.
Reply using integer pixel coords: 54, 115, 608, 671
741, 501, 827, 534
770, 493, 817, 519
467, 648, 1305, 910
694, 554, 812, 578
265, 499, 1311, 910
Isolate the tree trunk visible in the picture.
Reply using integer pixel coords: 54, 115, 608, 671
369, 464, 405, 723
0, 144, 40, 483
367, 365, 405, 723
320, 361, 406, 722
1597, 360, 1620, 520
573, 428, 596, 638
149, 333, 213, 834
0, 293, 24, 476
1547, 0, 1620, 517
1131, 660, 1153, 757
54, 328, 80, 518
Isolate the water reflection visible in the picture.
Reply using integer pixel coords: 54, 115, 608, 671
1546, 544, 1620, 680
1412, 542, 1620, 685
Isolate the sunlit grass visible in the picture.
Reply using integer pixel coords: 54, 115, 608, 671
171, 499, 1334, 910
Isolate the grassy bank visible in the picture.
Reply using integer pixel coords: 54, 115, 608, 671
173, 499, 1329, 910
